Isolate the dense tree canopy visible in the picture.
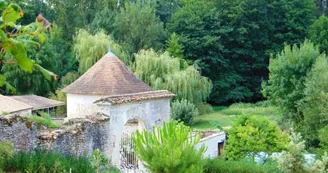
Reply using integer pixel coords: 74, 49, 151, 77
168, 0, 316, 104
309, 15, 328, 54
113, 0, 166, 55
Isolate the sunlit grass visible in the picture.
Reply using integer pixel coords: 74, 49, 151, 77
191, 101, 282, 130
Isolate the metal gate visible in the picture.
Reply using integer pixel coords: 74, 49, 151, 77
120, 131, 139, 170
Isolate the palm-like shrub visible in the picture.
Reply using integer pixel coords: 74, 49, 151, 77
133, 120, 207, 173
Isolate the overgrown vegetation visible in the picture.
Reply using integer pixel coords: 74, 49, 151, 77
2, 150, 94, 173
0, 142, 120, 173
27, 111, 59, 128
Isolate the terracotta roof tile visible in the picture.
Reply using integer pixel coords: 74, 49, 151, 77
62, 55, 153, 95
94, 90, 175, 105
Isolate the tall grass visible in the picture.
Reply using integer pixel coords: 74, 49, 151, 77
219, 101, 281, 117
2, 150, 94, 173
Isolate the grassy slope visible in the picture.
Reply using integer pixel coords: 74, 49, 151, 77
191, 102, 282, 130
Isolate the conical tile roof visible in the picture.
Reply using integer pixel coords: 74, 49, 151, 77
62, 54, 153, 95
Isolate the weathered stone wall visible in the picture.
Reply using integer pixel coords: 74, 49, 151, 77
0, 113, 111, 157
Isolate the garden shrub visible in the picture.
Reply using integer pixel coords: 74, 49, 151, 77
204, 158, 283, 173
2, 150, 94, 173
133, 120, 206, 173
171, 99, 199, 126
224, 115, 289, 161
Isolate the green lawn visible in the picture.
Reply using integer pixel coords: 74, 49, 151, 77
191, 102, 282, 130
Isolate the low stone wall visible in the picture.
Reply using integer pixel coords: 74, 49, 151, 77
0, 113, 111, 157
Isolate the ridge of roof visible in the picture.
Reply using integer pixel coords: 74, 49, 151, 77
94, 90, 175, 105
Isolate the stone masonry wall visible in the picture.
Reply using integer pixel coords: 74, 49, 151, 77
0, 113, 111, 157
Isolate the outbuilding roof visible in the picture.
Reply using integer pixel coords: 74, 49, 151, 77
9, 95, 64, 110
94, 90, 175, 105
61, 54, 153, 95
0, 95, 33, 114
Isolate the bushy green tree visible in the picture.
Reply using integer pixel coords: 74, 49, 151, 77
133, 120, 207, 173
224, 115, 289, 161
299, 55, 328, 146
309, 15, 328, 53
166, 32, 184, 59
171, 99, 198, 126
262, 40, 321, 125
134, 49, 212, 106
113, 0, 166, 54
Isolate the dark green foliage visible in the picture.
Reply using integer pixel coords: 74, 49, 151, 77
168, 0, 316, 104
224, 115, 289, 161
89, 8, 117, 34
2, 150, 94, 173
155, 0, 181, 24
113, 0, 166, 54
1, 25, 76, 96
171, 99, 198, 126
204, 158, 283, 173
27, 112, 59, 128
309, 15, 328, 53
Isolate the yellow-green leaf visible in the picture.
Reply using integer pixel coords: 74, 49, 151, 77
35, 64, 57, 81
10, 42, 34, 73
2, 3, 23, 23
0, 74, 5, 86
35, 33, 46, 44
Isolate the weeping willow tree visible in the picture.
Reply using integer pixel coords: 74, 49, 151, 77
134, 49, 212, 105
134, 50, 180, 85
73, 29, 131, 74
